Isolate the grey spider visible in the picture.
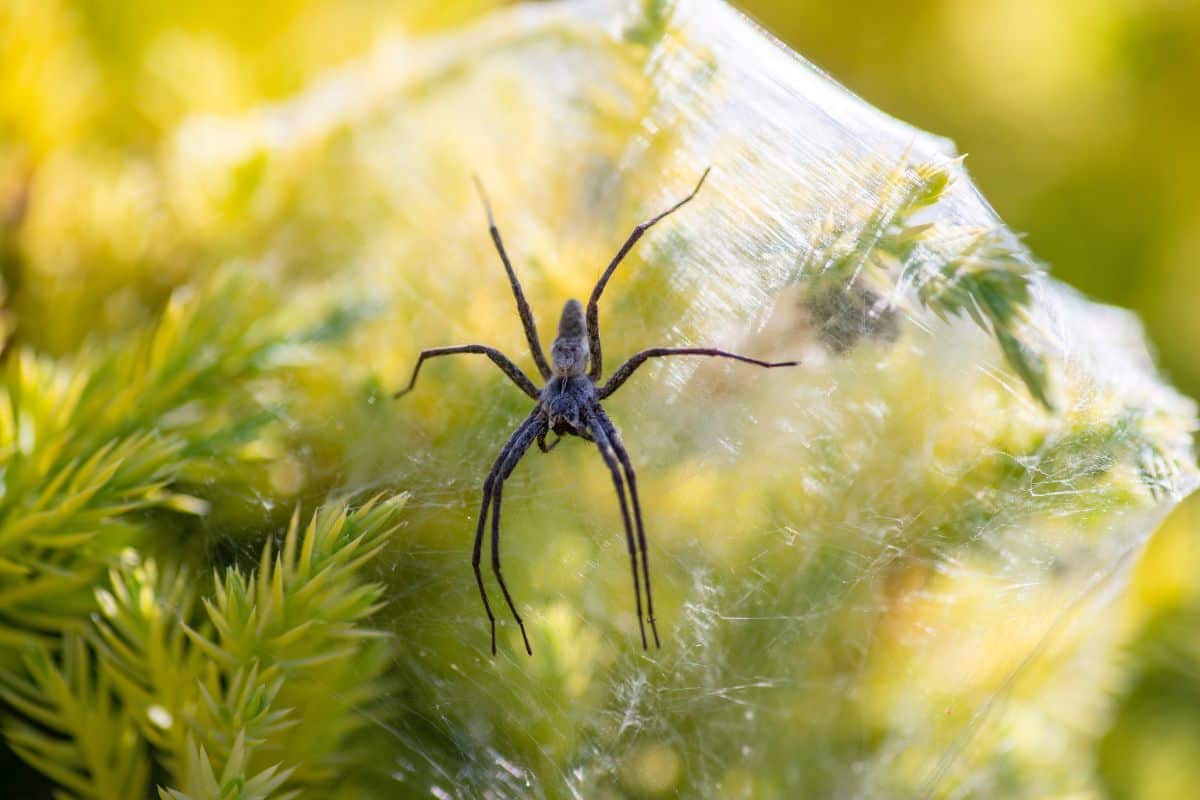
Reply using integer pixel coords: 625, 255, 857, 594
395, 169, 798, 655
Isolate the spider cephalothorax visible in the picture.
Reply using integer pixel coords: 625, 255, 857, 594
396, 169, 797, 655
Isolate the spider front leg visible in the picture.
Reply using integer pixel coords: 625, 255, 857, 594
475, 414, 540, 655
592, 407, 659, 648
587, 413, 648, 650
489, 416, 544, 656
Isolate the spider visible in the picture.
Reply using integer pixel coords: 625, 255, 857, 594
395, 169, 797, 655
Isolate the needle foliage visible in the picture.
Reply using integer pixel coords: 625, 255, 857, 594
0, 271, 406, 798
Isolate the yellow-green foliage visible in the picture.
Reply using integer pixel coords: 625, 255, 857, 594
1, 497, 406, 799
0, 256, 408, 796
0, 274, 289, 648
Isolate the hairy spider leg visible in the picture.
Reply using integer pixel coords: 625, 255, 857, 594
585, 167, 711, 382
587, 412, 648, 650
475, 414, 542, 655
393, 345, 540, 400
538, 426, 595, 454
592, 407, 659, 648
537, 429, 561, 453
490, 415, 545, 656
473, 176, 552, 380
600, 347, 798, 399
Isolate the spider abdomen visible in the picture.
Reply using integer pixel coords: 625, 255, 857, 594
550, 299, 590, 377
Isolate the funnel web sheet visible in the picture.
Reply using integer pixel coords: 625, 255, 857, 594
6, 0, 1196, 797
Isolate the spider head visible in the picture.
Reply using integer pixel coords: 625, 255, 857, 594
551, 299, 589, 376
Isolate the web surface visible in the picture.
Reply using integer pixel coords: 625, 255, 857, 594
169, 1, 1199, 795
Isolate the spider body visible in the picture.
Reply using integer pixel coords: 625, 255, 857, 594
542, 373, 593, 438
550, 298, 590, 375
542, 300, 595, 436
396, 169, 798, 655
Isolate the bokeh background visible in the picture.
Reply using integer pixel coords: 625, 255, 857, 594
1, 0, 1197, 796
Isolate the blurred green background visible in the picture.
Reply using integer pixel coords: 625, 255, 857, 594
1, 0, 1197, 796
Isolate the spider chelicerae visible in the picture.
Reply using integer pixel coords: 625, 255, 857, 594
396, 169, 797, 655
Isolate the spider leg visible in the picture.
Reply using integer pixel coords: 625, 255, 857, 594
537, 429, 561, 453
538, 427, 597, 452
585, 168, 711, 382
490, 416, 545, 656
394, 345, 541, 400
599, 347, 797, 399
475, 414, 540, 655
586, 412, 648, 650
472, 176, 553, 380
593, 407, 660, 648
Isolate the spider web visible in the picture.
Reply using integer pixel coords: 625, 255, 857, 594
167, 0, 1198, 796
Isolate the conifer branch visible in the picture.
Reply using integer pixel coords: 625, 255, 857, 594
800, 159, 1054, 409
0, 634, 150, 799
0, 271, 353, 642
83, 496, 406, 798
